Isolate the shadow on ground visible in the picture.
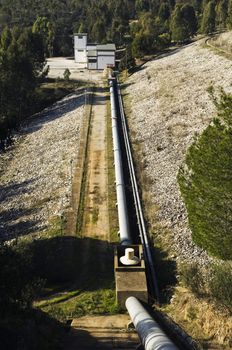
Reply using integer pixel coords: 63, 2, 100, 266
30, 236, 115, 296
21, 91, 86, 136
0, 307, 67, 350
152, 245, 177, 305
0, 199, 46, 242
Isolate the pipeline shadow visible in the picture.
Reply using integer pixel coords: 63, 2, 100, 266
152, 245, 177, 305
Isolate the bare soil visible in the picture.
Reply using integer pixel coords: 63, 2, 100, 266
82, 87, 109, 240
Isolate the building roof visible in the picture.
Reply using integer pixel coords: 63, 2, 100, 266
74, 33, 87, 36
96, 44, 116, 51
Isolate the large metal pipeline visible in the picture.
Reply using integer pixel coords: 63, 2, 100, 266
126, 297, 179, 350
109, 79, 132, 245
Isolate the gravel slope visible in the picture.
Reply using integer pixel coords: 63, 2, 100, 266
126, 40, 232, 264
0, 91, 84, 241
211, 30, 232, 53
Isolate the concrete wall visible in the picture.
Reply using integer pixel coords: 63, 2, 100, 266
75, 49, 87, 64
88, 61, 97, 70
87, 44, 97, 51
74, 34, 88, 64
74, 34, 87, 49
97, 54, 115, 70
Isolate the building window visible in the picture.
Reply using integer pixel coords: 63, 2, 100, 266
88, 59, 97, 63
78, 35, 83, 39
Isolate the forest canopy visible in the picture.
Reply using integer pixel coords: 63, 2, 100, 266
0, 0, 232, 144
0, 0, 231, 57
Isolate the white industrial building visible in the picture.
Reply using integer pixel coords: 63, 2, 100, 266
74, 33, 116, 70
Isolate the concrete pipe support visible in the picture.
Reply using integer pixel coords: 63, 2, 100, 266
126, 297, 179, 350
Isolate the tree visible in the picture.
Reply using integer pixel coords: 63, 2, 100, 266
132, 31, 147, 57
0, 26, 46, 144
181, 4, 198, 37
91, 20, 107, 43
158, 2, 171, 22
0, 243, 41, 313
135, 0, 150, 13
227, 0, 232, 28
156, 2, 171, 33
172, 3, 198, 41
178, 89, 232, 260
216, 0, 228, 30
171, 4, 184, 42
201, 0, 216, 34
32, 16, 55, 57
131, 12, 159, 56
0, 27, 12, 51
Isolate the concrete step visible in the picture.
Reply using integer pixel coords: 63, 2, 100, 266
65, 314, 141, 350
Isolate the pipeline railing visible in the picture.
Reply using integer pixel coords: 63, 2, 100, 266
116, 79, 159, 301
126, 297, 179, 350
109, 78, 132, 245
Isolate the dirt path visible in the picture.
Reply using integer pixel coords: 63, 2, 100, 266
64, 85, 138, 349
81, 86, 109, 241
63, 85, 141, 349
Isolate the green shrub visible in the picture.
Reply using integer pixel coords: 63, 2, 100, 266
178, 89, 232, 260
179, 263, 206, 297
209, 263, 232, 314
180, 261, 232, 315
0, 243, 43, 314
63, 68, 71, 81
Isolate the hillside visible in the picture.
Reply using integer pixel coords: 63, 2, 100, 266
124, 39, 232, 347
210, 30, 232, 53
0, 90, 84, 241
125, 39, 232, 266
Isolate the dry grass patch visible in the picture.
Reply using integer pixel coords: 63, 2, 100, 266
164, 287, 232, 349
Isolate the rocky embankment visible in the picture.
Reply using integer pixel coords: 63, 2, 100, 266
210, 30, 232, 53
0, 90, 84, 241
126, 40, 232, 265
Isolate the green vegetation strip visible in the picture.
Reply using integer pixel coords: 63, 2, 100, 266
35, 290, 81, 308
76, 88, 94, 235
178, 88, 232, 260
42, 288, 120, 322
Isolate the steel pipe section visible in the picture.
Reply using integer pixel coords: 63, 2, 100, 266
126, 297, 179, 350
109, 80, 132, 245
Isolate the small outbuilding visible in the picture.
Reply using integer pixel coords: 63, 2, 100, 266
74, 33, 116, 70
96, 44, 115, 70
